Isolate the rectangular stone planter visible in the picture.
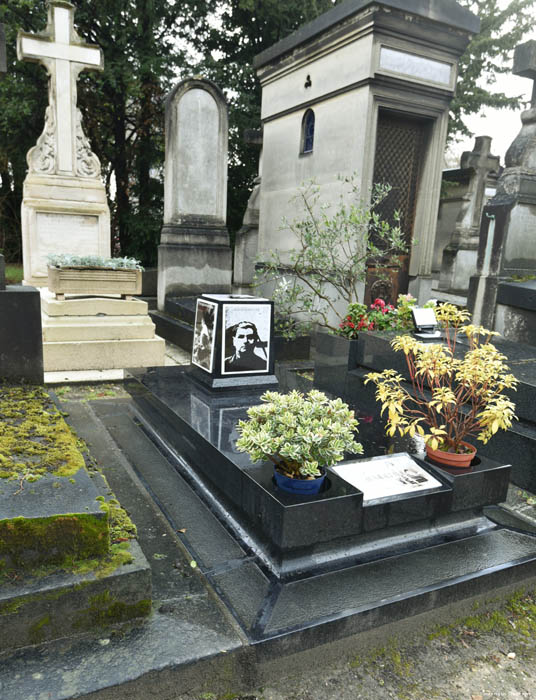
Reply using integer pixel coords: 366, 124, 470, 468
47, 265, 142, 299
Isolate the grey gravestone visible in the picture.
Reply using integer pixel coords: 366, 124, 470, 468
438, 136, 500, 294
468, 39, 536, 335
158, 78, 232, 309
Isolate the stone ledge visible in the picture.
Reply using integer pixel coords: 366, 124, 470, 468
0, 540, 151, 652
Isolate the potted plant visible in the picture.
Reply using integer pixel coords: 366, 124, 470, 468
236, 389, 363, 494
46, 254, 143, 300
364, 304, 518, 468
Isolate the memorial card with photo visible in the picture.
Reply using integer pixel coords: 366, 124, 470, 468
192, 298, 218, 372
221, 303, 271, 375
332, 453, 443, 503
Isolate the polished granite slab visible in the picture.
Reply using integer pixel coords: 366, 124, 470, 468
95, 385, 536, 648
125, 366, 512, 579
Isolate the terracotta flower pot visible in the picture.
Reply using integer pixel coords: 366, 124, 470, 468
425, 441, 476, 469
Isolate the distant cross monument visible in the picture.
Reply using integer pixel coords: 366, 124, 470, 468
438, 135, 500, 294
468, 39, 536, 330
17, 1, 110, 286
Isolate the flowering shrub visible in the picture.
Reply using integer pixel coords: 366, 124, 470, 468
338, 294, 438, 338
339, 298, 398, 337
235, 390, 363, 479
364, 304, 518, 454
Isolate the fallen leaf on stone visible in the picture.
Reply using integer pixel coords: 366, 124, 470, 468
178, 528, 187, 533
190, 560, 197, 568
507, 652, 516, 660
490, 654, 502, 664
153, 553, 167, 560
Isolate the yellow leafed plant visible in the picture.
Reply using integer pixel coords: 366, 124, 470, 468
365, 304, 517, 454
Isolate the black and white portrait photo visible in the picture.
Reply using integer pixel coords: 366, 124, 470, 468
222, 303, 271, 374
192, 299, 217, 372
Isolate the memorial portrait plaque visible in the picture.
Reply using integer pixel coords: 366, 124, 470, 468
191, 298, 218, 372
221, 303, 271, 375
332, 453, 443, 503
190, 293, 277, 391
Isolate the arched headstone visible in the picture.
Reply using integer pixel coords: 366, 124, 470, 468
158, 78, 232, 309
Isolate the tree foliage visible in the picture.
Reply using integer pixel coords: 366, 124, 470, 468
256, 176, 407, 336
196, 1, 340, 238
450, 0, 536, 140
0, 0, 206, 264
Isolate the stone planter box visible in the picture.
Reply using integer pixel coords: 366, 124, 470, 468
47, 266, 142, 300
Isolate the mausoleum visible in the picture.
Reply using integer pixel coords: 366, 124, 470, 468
253, 0, 479, 302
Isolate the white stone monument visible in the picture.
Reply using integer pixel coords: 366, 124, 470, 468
158, 78, 232, 310
16, 2, 165, 377
18, 0, 110, 286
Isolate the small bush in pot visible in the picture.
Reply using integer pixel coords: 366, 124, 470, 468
236, 389, 363, 492
364, 304, 518, 467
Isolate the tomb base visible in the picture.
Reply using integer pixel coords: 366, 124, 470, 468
119, 365, 536, 645
157, 241, 232, 310
21, 174, 111, 287
40, 289, 165, 373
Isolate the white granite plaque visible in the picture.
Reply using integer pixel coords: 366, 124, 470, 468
332, 453, 442, 503
380, 47, 451, 85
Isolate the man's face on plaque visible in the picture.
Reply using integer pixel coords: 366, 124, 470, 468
233, 327, 255, 358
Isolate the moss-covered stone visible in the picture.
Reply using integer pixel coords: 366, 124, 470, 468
0, 513, 109, 568
74, 590, 151, 629
0, 385, 85, 484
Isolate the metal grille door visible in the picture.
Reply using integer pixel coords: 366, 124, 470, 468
365, 110, 430, 304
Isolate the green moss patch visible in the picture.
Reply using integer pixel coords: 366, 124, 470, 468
0, 513, 109, 568
0, 385, 85, 483
74, 590, 151, 630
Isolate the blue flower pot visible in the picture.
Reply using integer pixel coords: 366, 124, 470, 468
273, 467, 326, 495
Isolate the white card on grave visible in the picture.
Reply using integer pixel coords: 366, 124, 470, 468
332, 453, 442, 503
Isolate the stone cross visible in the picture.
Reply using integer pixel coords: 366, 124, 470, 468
17, 1, 103, 176
513, 40, 536, 108
458, 136, 500, 233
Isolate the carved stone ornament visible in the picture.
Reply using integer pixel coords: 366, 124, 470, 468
75, 109, 101, 178
27, 105, 56, 174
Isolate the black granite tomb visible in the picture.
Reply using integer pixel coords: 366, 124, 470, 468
126, 365, 513, 580
0, 279, 44, 384
120, 364, 536, 647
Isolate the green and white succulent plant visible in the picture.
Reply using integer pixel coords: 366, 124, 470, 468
236, 389, 363, 479
47, 254, 143, 270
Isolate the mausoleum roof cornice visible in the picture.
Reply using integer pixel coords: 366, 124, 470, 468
254, 0, 479, 70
